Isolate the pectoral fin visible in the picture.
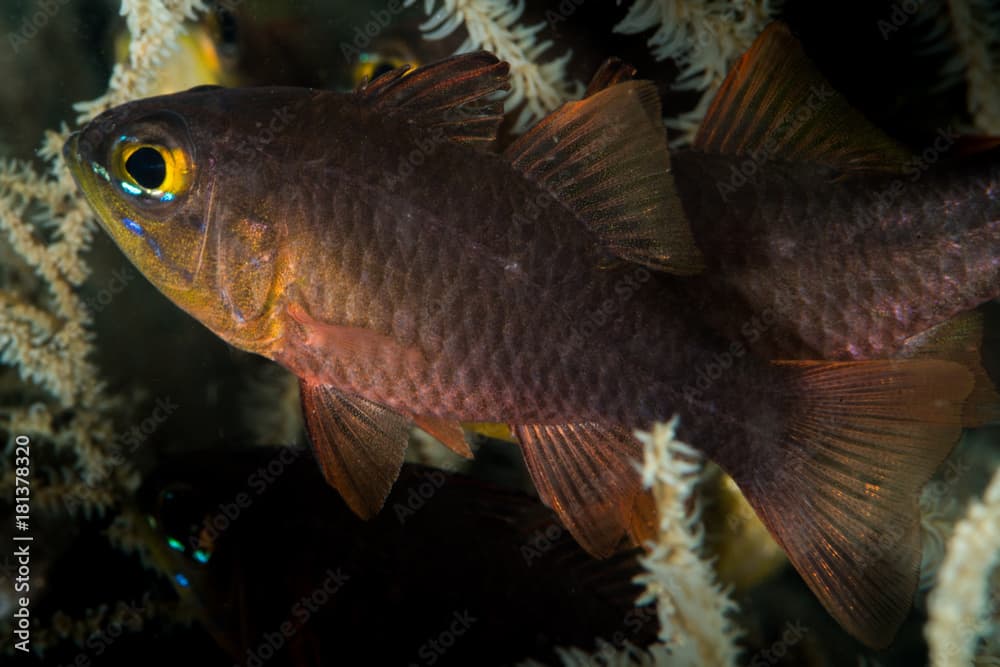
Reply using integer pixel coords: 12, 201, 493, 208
287, 302, 428, 374
299, 381, 411, 519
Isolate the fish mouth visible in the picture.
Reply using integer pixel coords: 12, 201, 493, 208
61, 130, 113, 234
62, 131, 89, 196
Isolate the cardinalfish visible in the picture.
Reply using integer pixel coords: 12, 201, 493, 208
64, 23, 999, 648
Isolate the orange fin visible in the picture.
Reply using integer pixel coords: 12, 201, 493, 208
731, 359, 971, 648
584, 57, 637, 96
356, 51, 510, 149
952, 135, 1000, 158
897, 311, 1000, 426
300, 381, 411, 518
512, 423, 644, 558
627, 489, 658, 548
288, 302, 427, 372
413, 415, 473, 458
695, 22, 911, 174
503, 77, 704, 274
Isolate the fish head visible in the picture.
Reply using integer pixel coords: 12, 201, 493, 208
64, 88, 306, 351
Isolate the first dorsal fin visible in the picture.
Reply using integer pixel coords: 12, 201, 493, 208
695, 22, 912, 173
300, 381, 411, 519
503, 76, 704, 274
356, 51, 510, 149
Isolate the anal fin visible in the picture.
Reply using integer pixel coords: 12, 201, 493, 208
300, 381, 411, 519
730, 359, 972, 648
512, 423, 645, 558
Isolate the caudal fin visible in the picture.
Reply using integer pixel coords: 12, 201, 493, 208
728, 359, 972, 648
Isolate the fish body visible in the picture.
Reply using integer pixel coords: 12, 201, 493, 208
64, 26, 997, 648
675, 126, 1000, 363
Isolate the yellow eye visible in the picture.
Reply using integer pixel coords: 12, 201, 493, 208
352, 53, 410, 86
117, 142, 191, 201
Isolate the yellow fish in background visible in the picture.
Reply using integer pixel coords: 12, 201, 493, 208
113, 20, 235, 95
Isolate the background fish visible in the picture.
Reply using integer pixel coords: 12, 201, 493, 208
137, 451, 653, 667
63, 27, 992, 648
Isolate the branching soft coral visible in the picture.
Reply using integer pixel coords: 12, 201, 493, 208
926, 465, 1000, 667
403, 0, 583, 132
0, 0, 207, 514
73, 0, 208, 123
632, 418, 741, 667
520, 418, 741, 667
947, 0, 1000, 132
614, 0, 780, 146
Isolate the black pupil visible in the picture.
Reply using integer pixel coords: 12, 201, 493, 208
373, 62, 397, 78
125, 147, 167, 190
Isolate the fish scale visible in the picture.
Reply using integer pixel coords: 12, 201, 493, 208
63, 32, 999, 649
674, 151, 1000, 360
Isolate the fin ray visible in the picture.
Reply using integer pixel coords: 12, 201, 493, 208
504, 79, 704, 274
729, 359, 972, 648
513, 423, 645, 558
413, 415, 474, 458
695, 22, 912, 173
300, 381, 411, 518
897, 311, 1000, 426
357, 51, 510, 149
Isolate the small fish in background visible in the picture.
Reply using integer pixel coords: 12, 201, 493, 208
62, 22, 998, 648
136, 449, 652, 666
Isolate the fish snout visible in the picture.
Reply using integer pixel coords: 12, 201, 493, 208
62, 131, 80, 163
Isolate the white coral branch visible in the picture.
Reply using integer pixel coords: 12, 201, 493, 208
614, 0, 780, 146
946, 0, 1000, 132
926, 465, 1000, 667
74, 0, 208, 123
520, 418, 742, 667
632, 417, 741, 667
1, 0, 208, 509
404, 0, 583, 132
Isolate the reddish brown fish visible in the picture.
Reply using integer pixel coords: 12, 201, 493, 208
673, 26, 1000, 369
63, 25, 996, 648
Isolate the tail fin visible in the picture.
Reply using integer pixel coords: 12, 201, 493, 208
729, 359, 972, 648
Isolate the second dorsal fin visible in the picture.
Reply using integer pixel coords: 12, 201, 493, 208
503, 76, 704, 274
356, 51, 510, 149
694, 22, 912, 173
